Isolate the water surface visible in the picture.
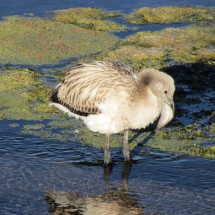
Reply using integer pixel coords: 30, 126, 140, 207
1, 0, 214, 18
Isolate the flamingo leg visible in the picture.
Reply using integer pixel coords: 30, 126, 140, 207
123, 130, 131, 162
104, 134, 112, 165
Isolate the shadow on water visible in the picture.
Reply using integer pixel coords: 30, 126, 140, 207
162, 62, 215, 126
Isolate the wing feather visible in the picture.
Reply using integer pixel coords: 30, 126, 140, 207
57, 61, 139, 115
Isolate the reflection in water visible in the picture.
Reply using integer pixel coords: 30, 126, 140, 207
46, 164, 144, 215
1, 125, 215, 214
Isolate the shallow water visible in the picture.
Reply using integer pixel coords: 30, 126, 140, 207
1, 120, 215, 215
0, 1, 215, 215
1, 0, 214, 18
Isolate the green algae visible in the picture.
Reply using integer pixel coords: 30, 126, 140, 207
77, 121, 215, 159
9, 123, 20, 128
120, 22, 215, 67
53, 7, 121, 21
20, 113, 215, 159
127, 6, 215, 24
0, 68, 55, 120
102, 45, 167, 69
22, 129, 73, 142
0, 16, 118, 65
22, 114, 82, 142
79, 127, 125, 148
52, 7, 127, 32
22, 123, 80, 143
21, 113, 138, 150
76, 116, 214, 157
152, 123, 215, 159
47, 119, 78, 130
80, 128, 141, 151
23, 124, 45, 131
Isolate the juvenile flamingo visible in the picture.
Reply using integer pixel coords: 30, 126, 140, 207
50, 61, 175, 165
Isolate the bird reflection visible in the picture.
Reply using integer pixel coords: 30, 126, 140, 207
46, 163, 144, 215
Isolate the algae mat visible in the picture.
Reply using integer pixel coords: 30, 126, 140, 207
0, 68, 54, 120
127, 6, 215, 24
52, 7, 127, 32
52, 6, 215, 32
103, 22, 215, 69
0, 16, 118, 65
22, 119, 215, 159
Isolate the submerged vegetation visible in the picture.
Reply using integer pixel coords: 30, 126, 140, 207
0, 68, 54, 120
0, 16, 118, 65
52, 7, 127, 32
127, 6, 215, 24
0, 6, 214, 159
154, 122, 215, 159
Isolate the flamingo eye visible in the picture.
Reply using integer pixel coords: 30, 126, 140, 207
164, 90, 168, 94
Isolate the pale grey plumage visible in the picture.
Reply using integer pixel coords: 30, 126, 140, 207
50, 61, 175, 165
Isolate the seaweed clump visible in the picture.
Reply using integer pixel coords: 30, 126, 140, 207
127, 6, 214, 24
53, 7, 127, 32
